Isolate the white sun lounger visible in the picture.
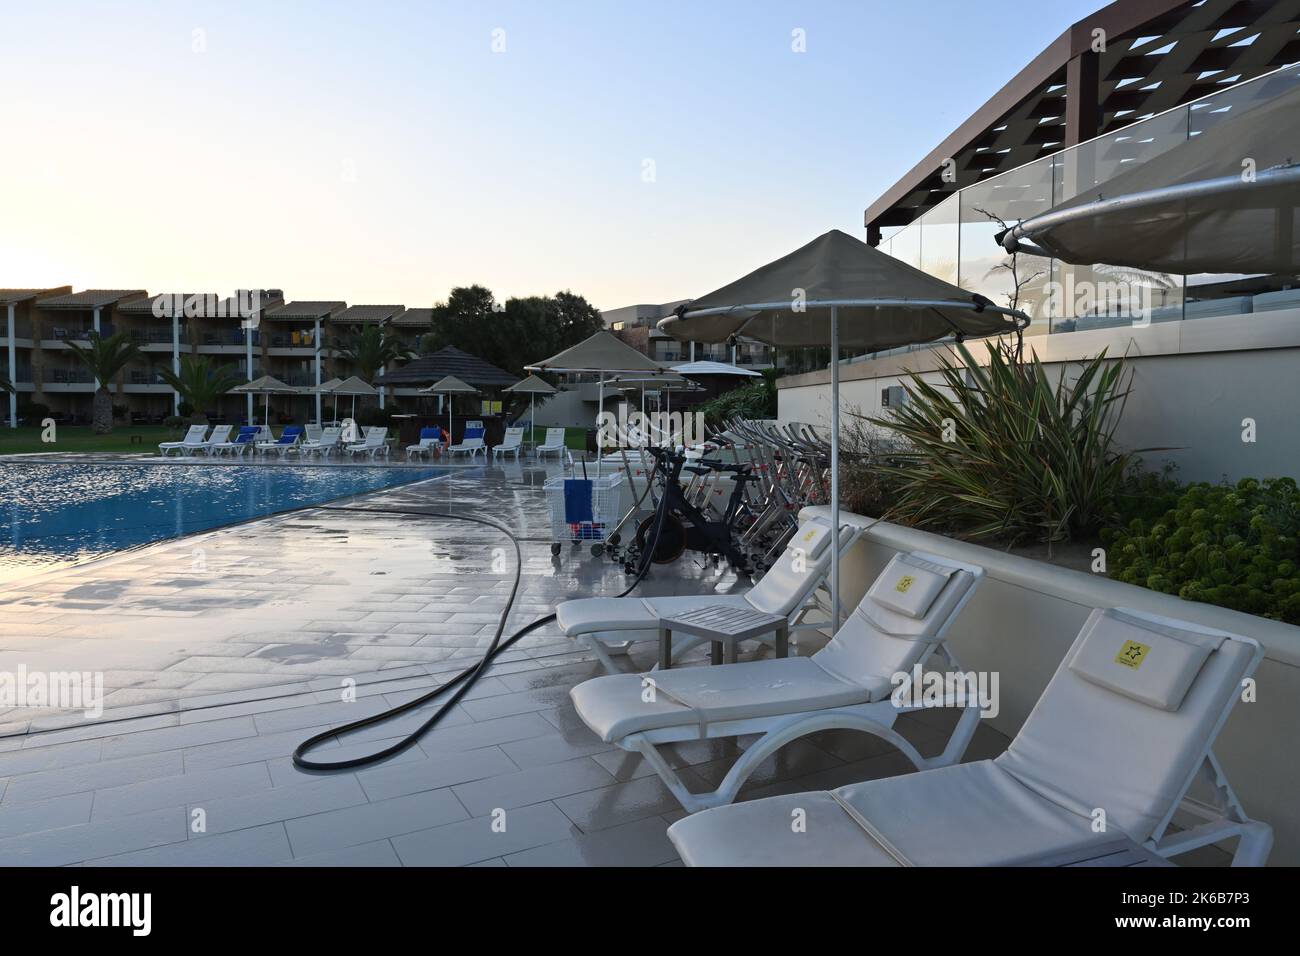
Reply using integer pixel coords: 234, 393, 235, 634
447, 432, 485, 459
158, 424, 208, 457
345, 427, 389, 460
570, 551, 984, 811
667, 606, 1271, 866
556, 518, 862, 674
536, 427, 568, 459
193, 424, 232, 456
492, 426, 525, 460
299, 426, 342, 459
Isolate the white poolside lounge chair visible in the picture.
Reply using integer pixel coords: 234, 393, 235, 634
491, 426, 525, 460
556, 517, 863, 674
570, 551, 984, 811
447, 434, 485, 459
159, 425, 208, 457
299, 426, 342, 459
345, 427, 390, 460
194, 424, 232, 456
667, 606, 1271, 866
536, 427, 568, 459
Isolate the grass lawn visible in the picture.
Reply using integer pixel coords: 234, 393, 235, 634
523, 426, 589, 450
0, 425, 182, 456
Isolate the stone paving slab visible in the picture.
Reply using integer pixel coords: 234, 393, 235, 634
0, 458, 1016, 866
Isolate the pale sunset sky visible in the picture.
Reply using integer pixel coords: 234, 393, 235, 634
1, 0, 1098, 311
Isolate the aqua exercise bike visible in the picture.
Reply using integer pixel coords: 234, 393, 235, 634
623, 444, 757, 575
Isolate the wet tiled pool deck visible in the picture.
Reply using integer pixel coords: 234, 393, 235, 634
0, 458, 1010, 866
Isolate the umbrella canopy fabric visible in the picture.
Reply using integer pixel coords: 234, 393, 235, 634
315, 377, 344, 393
421, 374, 478, 395
421, 375, 479, 438
671, 360, 761, 378
504, 374, 556, 440
230, 375, 301, 426
327, 376, 378, 396
999, 84, 1300, 275
503, 374, 557, 395
657, 230, 1027, 348
525, 330, 665, 374
231, 374, 299, 395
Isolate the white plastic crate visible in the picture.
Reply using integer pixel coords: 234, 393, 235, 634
543, 473, 626, 544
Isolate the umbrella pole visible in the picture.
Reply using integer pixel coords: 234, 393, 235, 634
830, 305, 840, 634
530, 392, 536, 451
597, 372, 604, 476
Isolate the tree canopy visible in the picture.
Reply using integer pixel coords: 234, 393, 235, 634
420, 286, 605, 376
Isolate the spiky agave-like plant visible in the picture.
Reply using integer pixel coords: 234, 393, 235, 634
870, 340, 1145, 544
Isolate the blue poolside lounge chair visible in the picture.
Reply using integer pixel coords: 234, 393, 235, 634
211, 426, 260, 458
406, 427, 443, 460
256, 425, 304, 458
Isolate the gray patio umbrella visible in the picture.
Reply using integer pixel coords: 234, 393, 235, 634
670, 360, 761, 378
503, 373, 556, 444
328, 375, 378, 422
421, 374, 478, 437
998, 84, 1300, 275
659, 228, 1029, 630
608, 370, 695, 442
526, 330, 665, 428
231, 374, 301, 426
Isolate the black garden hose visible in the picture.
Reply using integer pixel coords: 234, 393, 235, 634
293, 490, 670, 770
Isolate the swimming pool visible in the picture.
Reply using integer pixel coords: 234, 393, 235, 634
0, 462, 446, 583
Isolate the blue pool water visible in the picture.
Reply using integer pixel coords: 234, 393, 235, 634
0, 462, 445, 583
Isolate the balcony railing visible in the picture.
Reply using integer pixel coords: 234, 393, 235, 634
128, 370, 169, 385
129, 328, 188, 345
43, 368, 95, 384
200, 329, 256, 346
880, 63, 1300, 333
269, 332, 317, 348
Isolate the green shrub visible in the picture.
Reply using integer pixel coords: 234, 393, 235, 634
697, 379, 776, 428
1103, 477, 1300, 623
18, 400, 51, 423
870, 341, 1140, 544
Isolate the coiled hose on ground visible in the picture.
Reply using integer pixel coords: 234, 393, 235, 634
293, 481, 670, 771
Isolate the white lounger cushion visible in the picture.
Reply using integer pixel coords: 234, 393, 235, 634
557, 594, 755, 635
995, 608, 1256, 842
670, 760, 1109, 867
864, 553, 954, 619
671, 792, 901, 867
571, 657, 884, 742
1067, 608, 1221, 711
556, 518, 837, 638
570, 551, 980, 742
813, 554, 975, 685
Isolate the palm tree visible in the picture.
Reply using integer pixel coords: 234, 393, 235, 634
157, 357, 245, 424
65, 332, 142, 434
331, 325, 414, 383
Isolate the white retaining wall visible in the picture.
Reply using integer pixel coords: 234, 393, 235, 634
802, 506, 1300, 866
